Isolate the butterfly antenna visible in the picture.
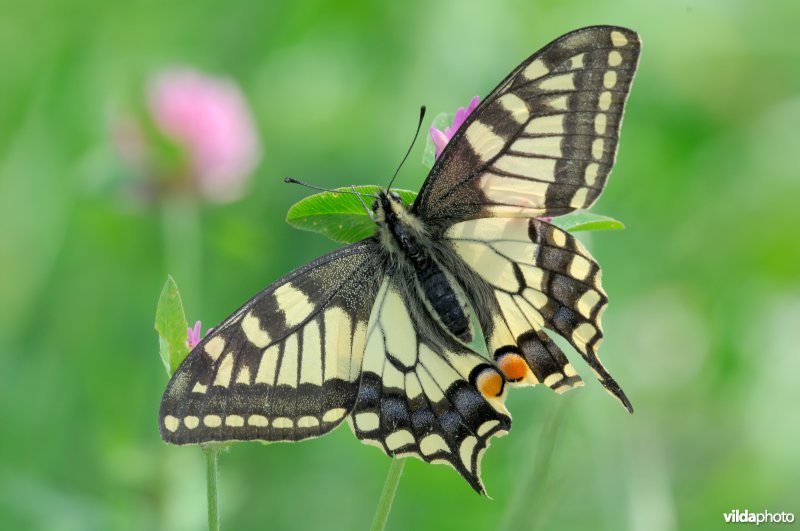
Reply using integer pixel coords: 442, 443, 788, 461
284, 177, 373, 198
386, 105, 426, 191
352, 185, 375, 220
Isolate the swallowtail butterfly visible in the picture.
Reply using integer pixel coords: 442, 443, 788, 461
160, 25, 640, 493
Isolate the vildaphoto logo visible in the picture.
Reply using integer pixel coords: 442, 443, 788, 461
723, 509, 795, 525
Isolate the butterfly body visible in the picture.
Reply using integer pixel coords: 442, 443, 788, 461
160, 26, 641, 494
374, 190, 474, 343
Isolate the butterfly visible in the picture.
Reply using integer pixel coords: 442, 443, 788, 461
159, 25, 640, 494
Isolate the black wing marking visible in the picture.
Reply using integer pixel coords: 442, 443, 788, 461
414, 26, 640, 226
446, 217, 632, 412
159, 241, 385, 444
349, 278, 511, 494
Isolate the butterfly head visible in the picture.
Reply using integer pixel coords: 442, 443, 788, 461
371, 190, 404, 224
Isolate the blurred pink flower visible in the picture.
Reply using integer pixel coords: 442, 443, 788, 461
430, 95, 480, 159
147, 69, 261, 202
187, 320, 202, 350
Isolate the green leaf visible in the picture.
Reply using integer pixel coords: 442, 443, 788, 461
550, 211, 625, 233
155, 275, 189, 376
421, 112, 452, 169
286, 186, 417, 244
286, 185, 623, 244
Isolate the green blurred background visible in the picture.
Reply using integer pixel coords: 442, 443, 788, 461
1, 0, 799, 529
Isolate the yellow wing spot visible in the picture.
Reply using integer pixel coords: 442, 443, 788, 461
522, 287, 548, 310
184, 416, 199, 429
572, 323, 598, 351
164, 416, 179, 432
592, 138, 605, 160
213, 353, 234, 388
322, 408, 347, 423
274, 283, 314, 328
272, 417, 294, 429
191, 382, 207, 394
523, 58, 549, 80
493, 155, 558, 181
576, 290, 602, 318
548, 95, 569, 111
235, 366, 251, 385
386, 430, 415, 451
478, 181, 547, 214
511, 136, 563, 158
570, 188, 589, 208
203, 415, 222, 428
420, 434, 449, 455
584, 162, 600, 186
594, 113, 607, 135
405, 373, 423, 400
569, 53, 585, 69
544, 373, 564, 387
323, 307, 352, 382
564, 363, 578, 377
355, 412, 380, 431
248, 415, 268, 427
598, 91, 612, 111
550, 228, 567, 247
603, 70, 617, 89
465, 120, 505, 163
225, 415, 244, 427
459, 436, 478, 469
381, 289, 418, 368
242, 311, 271, 348
610, 30, 628, 47
538, 73, 576, 92
525, 113, 565, 135
204, 336, 225, 361
477, 420, 500, 437
276, 334, 298, 386
298, 416, 320, 428
520, 264, 545, 290
497, 93, 529, 124
255, 344, 280, 384
608, 50, 623, 67
299, 320, 323, 385
569, 255, 593, 281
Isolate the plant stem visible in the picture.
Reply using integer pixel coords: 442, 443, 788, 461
203, 445, 220, 531
369, 458, 406, 531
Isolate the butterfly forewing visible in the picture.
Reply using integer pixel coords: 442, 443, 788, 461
159, 242, 384, 443
414, 26, 640, 225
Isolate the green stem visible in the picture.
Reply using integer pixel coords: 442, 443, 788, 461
203, 445, 220, 531
370, 458, 406, 531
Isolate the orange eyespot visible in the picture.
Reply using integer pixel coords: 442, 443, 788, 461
497, 353, 528, 382
476, 368, 504, 397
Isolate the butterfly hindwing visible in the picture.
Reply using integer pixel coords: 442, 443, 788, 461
414, 26, 640, 224
159, 242, 385, 443
350, 278, 511, 493
446, 217, 632, 412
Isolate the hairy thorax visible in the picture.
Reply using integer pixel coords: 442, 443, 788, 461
374, 191, 473, 343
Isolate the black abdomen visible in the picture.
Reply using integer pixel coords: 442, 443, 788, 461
415, 258, 471, 342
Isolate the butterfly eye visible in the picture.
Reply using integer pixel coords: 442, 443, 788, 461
389, 191, 401, 202
371, 199, 379, 211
